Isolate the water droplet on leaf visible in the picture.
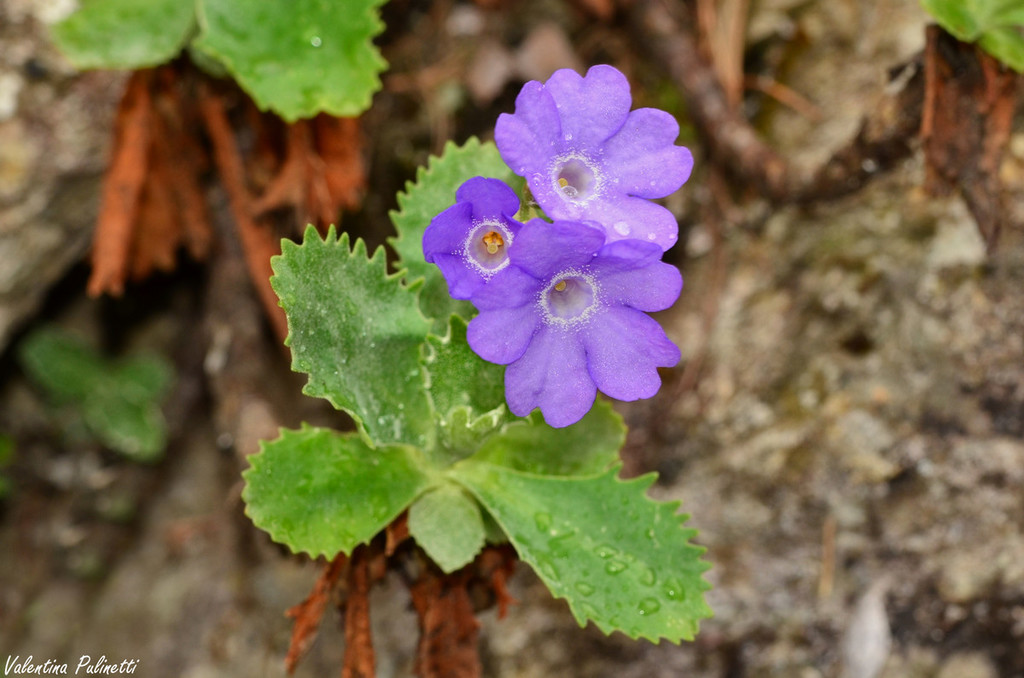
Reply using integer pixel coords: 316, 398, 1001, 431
574, 582, 595, 596
536, 555, 559, 580
605, 560, 628, 575
547, 534, 573, 558
637, 597, 661, 616
663, 577, 685, 601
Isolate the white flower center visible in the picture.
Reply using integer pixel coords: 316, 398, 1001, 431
539, 268, 600, 327
463, 219, 513, 277
549, 153, 604, 211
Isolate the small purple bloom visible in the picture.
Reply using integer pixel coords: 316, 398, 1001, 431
495, 65, 694, 251
467, 219, 682, 428
423, 177, 523, 299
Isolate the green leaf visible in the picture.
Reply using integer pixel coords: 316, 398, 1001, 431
923, 0, 1024, 71
408, 482, 486, 573
270, 225, 434, 449
96, 355, 172, 462
434, 406, 508, 466
923, 0, 981, 39
117, 355, 175, 402
454, 463, 712, 643
470, 399, 624, 477
193, 0, 387, 120
422, 315, 508, 460
972, 0, 1024, 28
979, 26, 1024, 71
243, 425, 432, 557
80, 392, 167, 462
418, 276, 475, 336
388, 138, 522, 331
17, 329, 106, 402
17, 329, 172, 462
50, 0, 196, 70
423, 316, 505, 417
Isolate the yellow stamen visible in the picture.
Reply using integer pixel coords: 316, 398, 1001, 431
558, 177, 569, 189
554, 280, 567, 292
482, 230, 504, 255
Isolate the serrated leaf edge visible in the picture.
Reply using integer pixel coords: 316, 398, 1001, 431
452, 462, 713, 644
51, 1, 198, 70
242, 423, 436, 558
271, 225, 433, 449
192, 0, 387, 120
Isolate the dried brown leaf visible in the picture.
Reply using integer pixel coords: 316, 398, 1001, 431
154, 67, 212, 260
130, 142, 180, 279
285, 554, 347, 675
199, 85, 289, 344
88, 70, 154, 297
411, 567, 481, 678
342, 549, 375, 678
315, 115, 365, 213
922, 26, 1019, 250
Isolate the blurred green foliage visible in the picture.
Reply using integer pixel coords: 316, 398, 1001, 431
18, 328, 173, 462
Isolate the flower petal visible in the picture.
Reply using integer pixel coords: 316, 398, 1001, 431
582, 306, 680, 402
495, 81, 562, 176
595, 261, 682, 312
509, 219, 606, 279
589, 196, 680, 251
467, 303, 539, 364
603, 108, 694, 199
588, 241, 682, 311
594, 238, 665, 271
422, 202, 484, 299
505, 327, 596, 427
455, 176, 521, 221
431, 253, 479, 299
423, 201, 474, 262
545, 65, 632, 148
470, 265, 539, 311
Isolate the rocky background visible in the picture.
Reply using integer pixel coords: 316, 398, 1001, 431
2, 0, 1023, 677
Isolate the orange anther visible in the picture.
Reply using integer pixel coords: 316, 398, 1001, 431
482, 230, 504, 255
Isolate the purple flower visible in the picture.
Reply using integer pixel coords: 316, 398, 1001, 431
467, 219, 682, 428
423, 177, 523, 299
495, 65, 693, 251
